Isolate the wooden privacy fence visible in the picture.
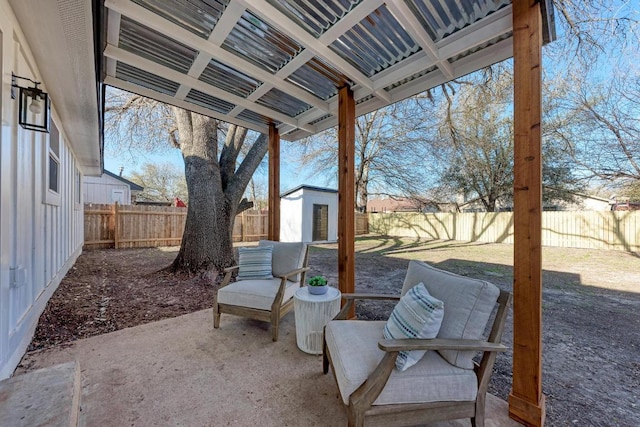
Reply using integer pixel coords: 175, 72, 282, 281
84, 204, 369, 250
84, 203, 187, 249
368, 211, 640, 252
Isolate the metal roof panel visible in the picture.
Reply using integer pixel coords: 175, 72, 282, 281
119, 16, 197, 74
131, 0, 228, 39
329, 6, 420, 77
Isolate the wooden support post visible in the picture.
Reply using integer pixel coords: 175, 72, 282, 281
510, 1, 546, 426
338, 86, 355, 318
268, 123, 280, 241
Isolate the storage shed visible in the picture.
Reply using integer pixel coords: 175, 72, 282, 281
83, 170, 143, 205
280, 186, 337, 243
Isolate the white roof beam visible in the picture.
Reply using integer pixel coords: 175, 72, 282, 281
236, 0, 375, 92
176, 4, 246, 100
104, 0, 329, 113
317, 0, 384, 44
106, 9, 121, 76
386, 0, 454, 79
105, 75, 269, 134
438, 6, 512, 59
104, 44, 315, 133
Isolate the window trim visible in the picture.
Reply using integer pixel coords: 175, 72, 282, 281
43, 120, 61, 206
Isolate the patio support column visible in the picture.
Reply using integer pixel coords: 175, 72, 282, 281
338, 86, 355, 317
509, 1, 546, 426
268, 123, 280, 241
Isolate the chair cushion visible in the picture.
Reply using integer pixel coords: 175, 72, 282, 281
401, 261, 500, 369
217, 278, 298, 310
259, 240, 307, 282
383, 283, 444, 371
237, 246, 273, 281
325, 320, 477, 406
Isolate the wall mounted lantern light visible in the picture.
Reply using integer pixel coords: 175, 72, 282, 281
11, 73, 50, 133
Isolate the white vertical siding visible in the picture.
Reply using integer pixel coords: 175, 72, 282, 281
280, 192, 303, 242
0, 2, 85, 379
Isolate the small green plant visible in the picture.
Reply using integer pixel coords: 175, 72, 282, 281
308, 275, 328, 287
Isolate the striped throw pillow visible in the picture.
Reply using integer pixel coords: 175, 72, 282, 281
237, 246, 274, 280
383, 282, 444, 371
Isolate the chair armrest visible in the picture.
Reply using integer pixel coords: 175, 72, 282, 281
223, 265, 239, 273
276, 267, 310, 282
220, 265, 239, 288
378, 338, 507, 353
342, 293, 401, 301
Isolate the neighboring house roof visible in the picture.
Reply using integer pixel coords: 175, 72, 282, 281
281, 185, 338, 198
367, 197, 423, 213
103, 170, 144, 192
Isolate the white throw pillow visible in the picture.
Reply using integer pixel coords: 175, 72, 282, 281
383, 283, 444, 371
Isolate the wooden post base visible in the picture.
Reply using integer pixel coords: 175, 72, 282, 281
509, 392, 546, 427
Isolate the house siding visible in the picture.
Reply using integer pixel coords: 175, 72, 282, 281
0, 2, 85, 379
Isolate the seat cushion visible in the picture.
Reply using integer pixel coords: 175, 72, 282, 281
259, 240, 307, 282
383, 283, 444, 371
401, 261, 500, 369
217, 278, 298, 310
237, 246, 273, 280
325, 320, 477, 406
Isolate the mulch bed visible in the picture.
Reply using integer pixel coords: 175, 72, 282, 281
28, 248, 215, 351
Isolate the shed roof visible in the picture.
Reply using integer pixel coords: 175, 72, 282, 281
100, 0, 555, 141
281, 184, 338, 198
103, 169, 145, 191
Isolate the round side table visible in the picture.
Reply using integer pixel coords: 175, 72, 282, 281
293, 286, 341, 355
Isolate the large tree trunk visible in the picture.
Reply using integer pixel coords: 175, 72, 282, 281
170, 111, 235, 272
169, 110, 268, 273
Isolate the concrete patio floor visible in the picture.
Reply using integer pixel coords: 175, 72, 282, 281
17, 309, 522, 426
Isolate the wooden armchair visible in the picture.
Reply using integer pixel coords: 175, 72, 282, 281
323, 260, 512, 427
214, 240, 309, 341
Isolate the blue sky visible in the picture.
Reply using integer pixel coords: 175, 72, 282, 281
103, 142, 329, 193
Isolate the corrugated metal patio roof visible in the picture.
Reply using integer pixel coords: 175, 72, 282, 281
100, 0, 554, 140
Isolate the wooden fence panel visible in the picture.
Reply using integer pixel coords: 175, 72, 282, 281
368, 211, 640, 252
355, 212, 368, 235
84, 203, 187, 249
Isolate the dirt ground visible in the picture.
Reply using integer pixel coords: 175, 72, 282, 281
21, 237, 640, 426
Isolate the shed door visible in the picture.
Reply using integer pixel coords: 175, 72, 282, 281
312, 204, 328, 241
111, 189, 125, 204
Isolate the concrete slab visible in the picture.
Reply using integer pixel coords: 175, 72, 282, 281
1, 361, 80, 427
16, 310, 521, 426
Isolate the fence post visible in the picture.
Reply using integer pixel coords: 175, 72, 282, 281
113, 202, 120, 249
241, 211, 246, 242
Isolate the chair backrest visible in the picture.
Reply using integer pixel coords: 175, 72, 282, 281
401, 260, 500, 369
258, 240, 308, 283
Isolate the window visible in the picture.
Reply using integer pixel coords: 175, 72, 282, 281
75, 169, 82, 208
48, 123, 60, 193
44, 121, 61, 205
